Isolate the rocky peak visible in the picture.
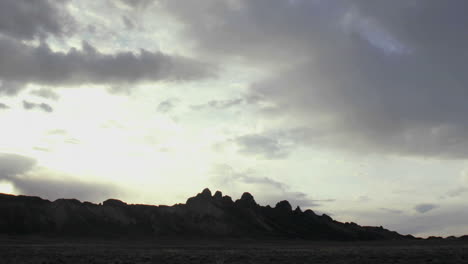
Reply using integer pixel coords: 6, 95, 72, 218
222, 195, 234, 205
275, 200, 292, 212
294, 206, 302, 214
241, 192, 254, 201
235, 192, 257, 208
103, 199, 127, 207
186, 188, 215, 206
321, 214, 333, 222
213, 191, 223, 199
201, 188, 212, 197
304, 209, 316, 216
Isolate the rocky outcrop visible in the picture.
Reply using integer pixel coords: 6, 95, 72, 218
0, 189, 410, 240
103, 199, 127, 207
235, 192, 257, 208
275, 200, 292, 212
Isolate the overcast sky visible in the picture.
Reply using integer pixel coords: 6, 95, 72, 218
1, 0, 468, 237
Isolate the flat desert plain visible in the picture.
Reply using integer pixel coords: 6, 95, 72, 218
1, 237, 467, 264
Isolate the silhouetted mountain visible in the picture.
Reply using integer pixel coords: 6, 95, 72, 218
0, 189, 410, 240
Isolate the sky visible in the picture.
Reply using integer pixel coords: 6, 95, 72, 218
0, 0, 468, 238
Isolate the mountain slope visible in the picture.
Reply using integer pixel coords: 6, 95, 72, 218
0, 189, 409, 240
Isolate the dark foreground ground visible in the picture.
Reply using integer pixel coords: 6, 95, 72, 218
1, 237, 468, 264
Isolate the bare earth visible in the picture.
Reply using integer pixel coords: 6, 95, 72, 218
1, 237, 467, 264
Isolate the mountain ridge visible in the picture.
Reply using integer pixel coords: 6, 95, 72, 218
0, 188, 415, 240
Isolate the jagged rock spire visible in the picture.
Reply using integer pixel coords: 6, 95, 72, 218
294, 206, 302, 213
201, 188, 212, 197
213, 191, 222, 199
235, 192, 257, 207
241, 192, 254, 202
275, 200, 292, 212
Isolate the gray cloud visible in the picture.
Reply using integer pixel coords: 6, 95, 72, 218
414, 203, 438, 214
445, 187, 468, 198
0, 102, 9, 109
158, 0, 344, 65
234, 134, 291, 159
116, 0, 154, 9
357, 195, 371, 202
9, 174, 118, 202
241, 175, 286, 191
212, 164, 286, 191
22, 101, 34, 110
157, 99, 177, 113
0, 153, 36, 177
0, 153, 119, 202
211, 164, 333, 208
0, 81, 24, 96
0, 37, 215, 88
39, 103, 53, 113
379, 208, 403, 215
108, 85, 133, 95
22, 100, 53, 113
191, 98, 243, 110
158, 0, 468, 158
0, 0, 74, 40
122, 16, 135, 30
247, 1, 468, 158
30, 88, 59, 100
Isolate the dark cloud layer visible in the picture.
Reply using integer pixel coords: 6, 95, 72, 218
414, 203, 438, 214
157, 99, 176, 113
9, 175, 117, 202
0, 153, 118, 202
379, 208, 404, 215
0, 153, 36, 177
0, 38, 214, 90
157, 0, 468, 158
30, 88, 60, 100
22, 100, 53, 113
0, 0, 74, 40
0, 81, 24, 96
158, 0, 339, 64
122, 16, 136, 31
0, 103, 9, 109
445, 187, 468, 198
234, 134, 291, 159
191, 98, 244, 110
116, 0, 154, 9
